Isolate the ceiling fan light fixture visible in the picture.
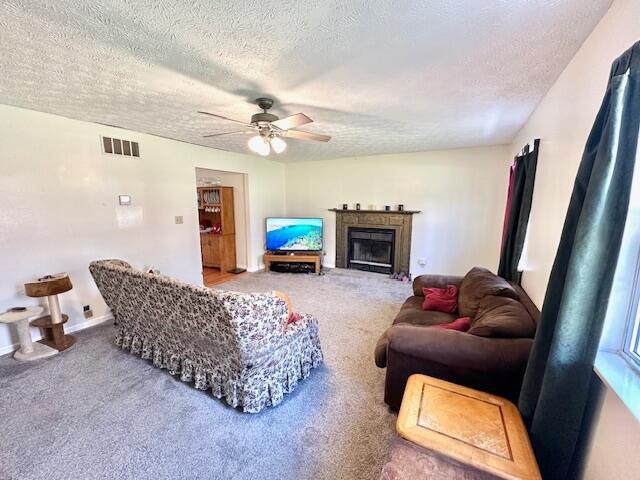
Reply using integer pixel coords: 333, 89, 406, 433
248, 135, 270, 156
270, 136, 287, 154
199, 98, 331, 149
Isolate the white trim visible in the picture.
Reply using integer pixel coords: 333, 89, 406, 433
247, 264, 264, 273
595, 351, 640, 422
0, 313, 113, 356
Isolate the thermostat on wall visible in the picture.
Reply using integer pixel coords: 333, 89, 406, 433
118, 195, 132, 206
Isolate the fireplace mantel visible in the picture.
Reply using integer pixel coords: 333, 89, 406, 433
328, 209, 420, 214
329, 209, 420, 274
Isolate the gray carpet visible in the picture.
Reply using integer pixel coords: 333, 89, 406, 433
0, 268, 412, 480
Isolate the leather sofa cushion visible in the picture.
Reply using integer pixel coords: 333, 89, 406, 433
393, 296, 457, 326
468, 295, 536, 338
458, 267, 519, 318
377, 297, 457, 367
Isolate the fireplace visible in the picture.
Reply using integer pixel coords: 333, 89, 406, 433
331, 209, 419, 275
348, 227, 395, 274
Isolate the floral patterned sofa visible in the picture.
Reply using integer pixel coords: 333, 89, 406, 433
89, 259, 323, 413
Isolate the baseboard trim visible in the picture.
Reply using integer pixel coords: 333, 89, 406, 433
0, 313, 113, 356
247, 264, 264, 273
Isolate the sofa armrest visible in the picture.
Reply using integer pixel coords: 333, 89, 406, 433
412, 274, 464, 296
387, 324, 532, 374
383, 324, 533, 408
285, 313, 317, 337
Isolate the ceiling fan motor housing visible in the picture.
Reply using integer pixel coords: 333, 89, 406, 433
251, 112, 279, 124
252, 97, 279, 125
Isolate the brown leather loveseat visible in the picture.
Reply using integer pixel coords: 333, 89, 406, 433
375, 267, 539, 410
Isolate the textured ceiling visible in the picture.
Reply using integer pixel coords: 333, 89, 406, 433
0, 1, 611, 162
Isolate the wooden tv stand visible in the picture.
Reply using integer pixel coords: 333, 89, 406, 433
264, 251, 321, 275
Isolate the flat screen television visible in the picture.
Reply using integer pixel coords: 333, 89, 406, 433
266, 217, 323, 252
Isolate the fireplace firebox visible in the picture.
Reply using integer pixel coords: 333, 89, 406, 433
348, 227, 395, 274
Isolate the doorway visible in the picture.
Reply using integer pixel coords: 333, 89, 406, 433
195, 168, 249, 287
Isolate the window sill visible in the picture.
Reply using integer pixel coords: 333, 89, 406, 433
594, 350, 640, 422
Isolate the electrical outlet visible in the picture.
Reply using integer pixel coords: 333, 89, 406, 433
175, 216, 184, 224
417, 258, 427, 267
83, 305, 93, 319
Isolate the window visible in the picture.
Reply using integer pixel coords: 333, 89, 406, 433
614, 152, 640, 372
595, 143, 640, 421
625, 297, 640, 368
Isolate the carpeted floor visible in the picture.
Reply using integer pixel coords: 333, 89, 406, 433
0, 268, 412, 480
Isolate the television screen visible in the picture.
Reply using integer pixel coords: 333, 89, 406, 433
266, 217, 323, 251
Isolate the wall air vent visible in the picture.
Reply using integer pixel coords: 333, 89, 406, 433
101, 136, 140, 157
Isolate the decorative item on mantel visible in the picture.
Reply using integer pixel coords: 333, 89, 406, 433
355, 203, 361, 211
342, 203, 348, 210
398, 204, 404, 211
24, 273, 76, 352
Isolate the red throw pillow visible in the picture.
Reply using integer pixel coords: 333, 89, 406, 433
422, 285, 458, 313
430, 317, 471, 332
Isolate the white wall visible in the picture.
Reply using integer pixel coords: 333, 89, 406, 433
508, 0, 640, 478
0, 104, 285, 354
195, 168, 250, 270
584, 387, 640, 480
285, 146, 511, 276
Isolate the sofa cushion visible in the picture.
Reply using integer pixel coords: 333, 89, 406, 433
394, 296, 457, 326
458, 267, 519, 318
421, 285, 458, 313
468, 296, 536, 338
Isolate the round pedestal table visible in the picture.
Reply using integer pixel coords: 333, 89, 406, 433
0, 306, 58, 361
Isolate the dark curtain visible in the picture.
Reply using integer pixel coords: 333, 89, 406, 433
519, 41, 640, 480
498, 139, 539, 283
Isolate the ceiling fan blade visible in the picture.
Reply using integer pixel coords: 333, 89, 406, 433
198, 111, 253, 127
285, 129, 331, 142
270, 113, 313, 131
203, 130, 253, 138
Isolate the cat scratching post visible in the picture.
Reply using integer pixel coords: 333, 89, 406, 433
25, 273, 76, 352
0, 306, 57, 361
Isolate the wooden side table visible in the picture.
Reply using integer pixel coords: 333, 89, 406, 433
0, 307, 58, 361
396, 374, 541, 480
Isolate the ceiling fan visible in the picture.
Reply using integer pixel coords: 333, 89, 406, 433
198, 97, 331, 156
